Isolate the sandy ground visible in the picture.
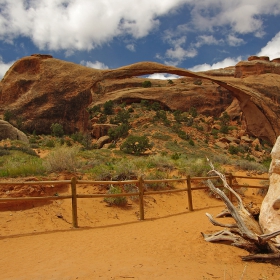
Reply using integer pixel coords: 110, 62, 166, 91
0, 172, 279, 280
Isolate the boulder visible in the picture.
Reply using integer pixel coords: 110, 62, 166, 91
259, 136, 280, 244
96, 136, 110, 149
0, 120, 28, 143
224, 98, 241, 120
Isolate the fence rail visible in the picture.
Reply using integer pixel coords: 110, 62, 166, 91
0, 173, 269, 228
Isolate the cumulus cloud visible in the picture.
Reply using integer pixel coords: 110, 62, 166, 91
147, 73, 180, 80
0, 0, 186, 51
80, 60, 109, 69
188, 56, 242, 72
257, 32, 280, 59
0, 57, 15, 79
156, 0, 280, 66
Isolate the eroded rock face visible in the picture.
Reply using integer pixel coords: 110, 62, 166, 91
0, 120, 28, 143
0, 55, 280, 144
259, 136, 280, 244
235, 56, 280, 78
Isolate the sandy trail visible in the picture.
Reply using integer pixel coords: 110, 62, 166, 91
0, 173, 279, 280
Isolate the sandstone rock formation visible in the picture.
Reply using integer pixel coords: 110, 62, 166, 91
0, 120, 28, 143
235, 56, 280, 78
259, 136, 280, 244
1, 55, 280, 144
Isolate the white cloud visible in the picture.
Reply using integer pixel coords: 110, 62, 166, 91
147, 73, 180, 80
194, 35, 222, 48
227, 34, 245, 46
0, 0, 187, 51
189, 0, 280, 36
80, 60, 109, 69
126, 44, 135, 52
0, 57, 15, 79
257, 32, 280, 60
189, 56, 242, 72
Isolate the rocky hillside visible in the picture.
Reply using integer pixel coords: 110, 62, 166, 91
0, 54, 280, 145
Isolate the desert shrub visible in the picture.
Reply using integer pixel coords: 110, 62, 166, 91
112, 159, 137, 180
51, 123, 64, 137
71, 132, 84, 144
189, 107, 197, 117
120, 135, 152, 155
108, 123, 130, 140
89, 163, 114, 180
229, 145, 240, 155
193, 79, 202, 86
144, 170, 169, 190
152, 132, 171, 141
104, 185, 127, 206
187, 158, 209, 177
189, 139, 195, 146
45, 139, 56, 148
97, 114, 107, 124
219, 112, 230, 126
0, 154, 45, 177
151, 102, 161, 111
140, 99, 150, 108
103, 100, 114, 115
177, 130, 190, 140
235, 159, 268, 172
3, 110, 13, 122
0, 147, 10, 156
147, 154, 174, 171
43, 145, 80, 172
220, 125, 229, 134
153, 110, 167, 122
167, 79, 174, 84
110, 109, 130, 124
142, 80, 152, 88
165, 141, 186, 153
171, 152, 181, 160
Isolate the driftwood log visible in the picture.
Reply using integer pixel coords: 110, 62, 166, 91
202, 160, 280, 261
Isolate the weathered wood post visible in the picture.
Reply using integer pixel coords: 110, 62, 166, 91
138, 175, 145, 220
71, 176, 78, 228
187, 175, 193, 211
228, 173, 233, 202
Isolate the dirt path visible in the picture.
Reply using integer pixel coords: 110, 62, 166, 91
0, 173, 279, 280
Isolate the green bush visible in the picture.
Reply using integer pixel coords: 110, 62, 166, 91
51, 123, 64, 137
151, 102, 161, 111
120, 135, 152, 155
108, 123, 130, 140
3, 110, 13, 122
142, 80, 152, 88
104, 185, 127, 206
103, 100, 114, 115
110, 109, 130, 124
189, 107, 197, 118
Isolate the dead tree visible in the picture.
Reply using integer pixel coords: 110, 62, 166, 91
201, 159, 280, 261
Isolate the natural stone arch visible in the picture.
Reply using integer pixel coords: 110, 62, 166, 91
100, 61, 277, 144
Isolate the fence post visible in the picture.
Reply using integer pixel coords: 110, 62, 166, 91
228, 173, 233, 202
71, 176, 78, 228
187, 175, 193, 211
138, 175, 145, 220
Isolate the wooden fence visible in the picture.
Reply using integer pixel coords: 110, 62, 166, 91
0, 174, 269, 228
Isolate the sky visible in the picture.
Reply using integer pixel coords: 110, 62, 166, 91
0, 0, 280, 79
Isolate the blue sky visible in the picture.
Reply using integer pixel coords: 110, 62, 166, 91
0, 0, 280, 79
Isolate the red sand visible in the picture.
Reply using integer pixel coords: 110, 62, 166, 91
0, 174, 279, 280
